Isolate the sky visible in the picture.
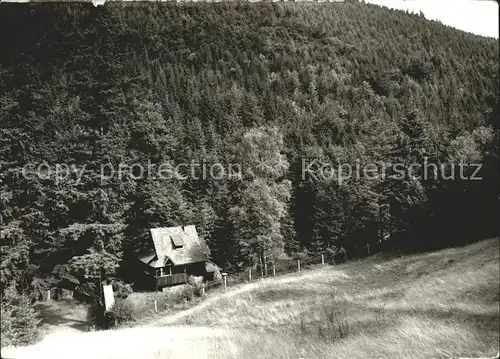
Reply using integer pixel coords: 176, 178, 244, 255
366, 0, 499, 38
2, 0, 499, 38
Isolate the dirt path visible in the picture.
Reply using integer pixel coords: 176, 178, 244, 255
2, 268, 349, 359
1, 325, 241, 359
34, 299, 89, 339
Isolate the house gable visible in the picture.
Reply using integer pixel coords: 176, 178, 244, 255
148, 225, 210, 267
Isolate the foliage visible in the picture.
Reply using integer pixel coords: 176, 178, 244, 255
111, 280, 133, 299
0, 282, 41, 348
229, 126, 292, 268
188, 275, 204, 297
104, 299, 136, 328
0, 2, 498, 312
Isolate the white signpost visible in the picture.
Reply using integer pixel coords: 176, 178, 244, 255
103, 284, 115, 312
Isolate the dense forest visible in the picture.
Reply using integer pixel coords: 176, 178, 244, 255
0, 2, 498, 338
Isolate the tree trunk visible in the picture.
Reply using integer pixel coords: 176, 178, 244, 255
264, 253, 268, 277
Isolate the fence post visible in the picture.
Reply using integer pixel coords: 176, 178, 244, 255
201, 283, 205, 296
222, 273, 227, 289
297, 259, 301, 272
154, 299, 158, 313
47, 289, 51, 301
321, 254, 325, 266
273, 263, 276, 276
249, 268, 252, 282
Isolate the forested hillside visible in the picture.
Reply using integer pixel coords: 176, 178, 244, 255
0, 2, 498, 309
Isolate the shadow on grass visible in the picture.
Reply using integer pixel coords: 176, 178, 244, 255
255, 300, 400, 344
286, 293, 498, 348
392, 305, 500, 336
253, 287, 328, 303
36, 301, 88, 332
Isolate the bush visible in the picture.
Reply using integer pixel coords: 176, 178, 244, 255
1, 282, 41, 348
86, 297, 136, 329
275, 256, 301, 273
164, 284, 195, 304
179, 285, 195, 302
104, 298, 136, 328
111, 280, 133, 299
213, 268, 223, 283
188, 276, 204, 297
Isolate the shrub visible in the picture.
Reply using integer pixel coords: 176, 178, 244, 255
164, 284, 195, 304
275, 256, 300, 273
188, 276, 204, 297
111, 280, 133, 299
104, 298, 136, 328
179, 285, 195, 302
0, 282, 41, 348
86, 297, 136, 329
213, 268, 223, 283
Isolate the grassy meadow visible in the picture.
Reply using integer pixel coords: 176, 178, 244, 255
163, 238, 500, 359
3, 238, 498, 359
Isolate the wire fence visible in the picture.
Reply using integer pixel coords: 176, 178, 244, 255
200, 252, 338, 295
129, 252, 341, 315
41, 252, 345, 322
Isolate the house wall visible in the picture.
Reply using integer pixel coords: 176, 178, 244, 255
186, 262, 206, 276
131, 260, 158, 290
153, 262, 209, 289
159, 262, 206, 277
170, 265, 186, 275
133, 259, 213, 291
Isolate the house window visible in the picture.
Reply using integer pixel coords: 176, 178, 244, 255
170, 233, 184, 249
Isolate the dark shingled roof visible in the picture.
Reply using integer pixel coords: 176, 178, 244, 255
139, 225, 210, 268
62, 273, 80, 285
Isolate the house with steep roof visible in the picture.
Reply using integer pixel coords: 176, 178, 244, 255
137, 225, 220, 290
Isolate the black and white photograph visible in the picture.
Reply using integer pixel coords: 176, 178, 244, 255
0, 0, 498, 358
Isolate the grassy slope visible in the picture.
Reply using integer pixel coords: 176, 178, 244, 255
163, 238, 499, 359
3, 239, 498, 359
